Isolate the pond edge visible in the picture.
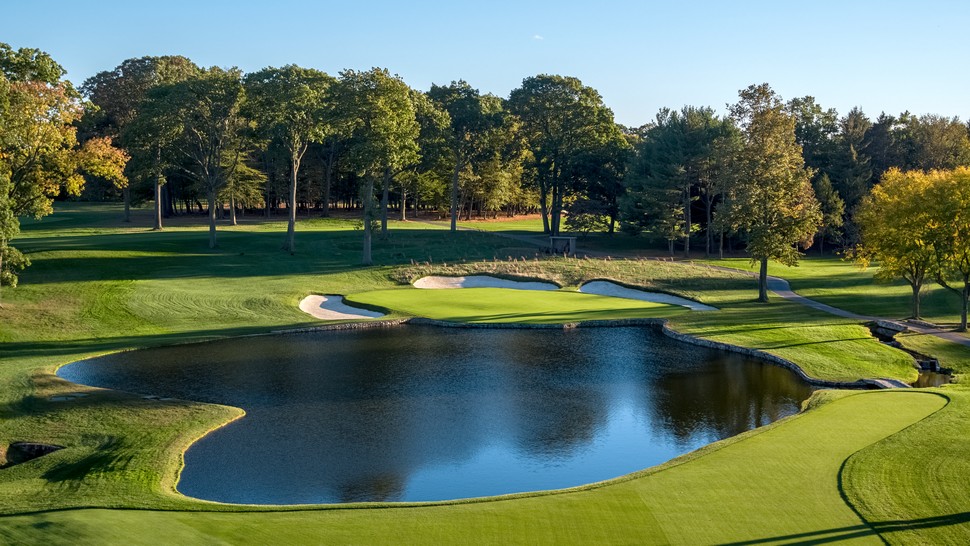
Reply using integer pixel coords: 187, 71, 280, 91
276, 317, 892, 390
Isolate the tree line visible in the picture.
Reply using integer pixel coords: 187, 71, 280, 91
3, 42, 969, 304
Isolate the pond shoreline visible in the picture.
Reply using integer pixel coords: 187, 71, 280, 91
275, 317, 904, 390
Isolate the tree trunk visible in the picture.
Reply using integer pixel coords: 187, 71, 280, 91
550, 181, 562, 236
285, 156, 300, 253
668, 239, 674, 256
683, 184, 691, 258
322, 144, 335, 217
207, 190, 218, 249
153, 175, 163, 231
229, 193, 237, 226
153, 145, 163, 230
538, 178, 550, 234
911, 282, 922, 319
123, 187, 131, 223
960, 280, 969, 332
400, 187, 407, 221
758, 257, 769, 303
362, 175, 374, 265
719, 231, 724, 260
380, 169, 391, 239
705, 199, 713, 258
450, 161, 461, 232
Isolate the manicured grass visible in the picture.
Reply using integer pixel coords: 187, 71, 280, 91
395, 259, 918, 382
0, 391, 946, 544
2, 203, 970, 544
844, 389, 970, 545
458, 216, 545, 233
348, 287, 680, 323
706, 256, 966, 327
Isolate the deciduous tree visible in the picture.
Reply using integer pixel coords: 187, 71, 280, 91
508, 75, 622, 236
331, 68, 419, 264
928, 167, 970, 330
853, 168, 935, 319
85, 56, 197, 227
0, 43, 127, 298
726, 84, 821, 302
244, 66, 334, 252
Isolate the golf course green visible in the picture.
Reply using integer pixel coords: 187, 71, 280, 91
1, 204, 968, 544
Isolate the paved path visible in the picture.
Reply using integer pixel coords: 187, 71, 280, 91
420, 220, 970, 351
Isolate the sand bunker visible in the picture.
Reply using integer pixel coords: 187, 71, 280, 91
579, 281, 717, 311
414, 275, 559, 291
299, 295, 386, 320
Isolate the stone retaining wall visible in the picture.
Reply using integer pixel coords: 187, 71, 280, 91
275, 316, 887, 390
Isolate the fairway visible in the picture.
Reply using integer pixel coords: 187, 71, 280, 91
0, 391, 947, 544
1, 204, 969, 545
347, 286, 681, 323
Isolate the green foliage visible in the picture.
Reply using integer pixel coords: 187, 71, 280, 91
332, 68, 420, 177
726, 83, 821, 300
621, 106, 729, 254
812, 173, 844, 249
853, 168, 937, 318
508, 74, 624, 235
563, 197, 610, 236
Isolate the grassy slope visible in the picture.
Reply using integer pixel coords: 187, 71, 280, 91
0, 391, 945, 545
707, 256, 967, 327
1, 204, 969, 543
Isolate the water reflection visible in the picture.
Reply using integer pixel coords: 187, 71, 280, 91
59, 326, 813, 504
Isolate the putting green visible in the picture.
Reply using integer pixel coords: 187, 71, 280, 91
346, 287, 684, 324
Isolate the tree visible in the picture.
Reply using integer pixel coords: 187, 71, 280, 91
331, 68, 419, 264
787, 96, 839, 177
928, 167, 970, 330
853, 168, 935, 319
812, 173, 844, 254
508, 74, 622, 236
726, 84, 821, 302
0, 43, 127, 299
84, 56, 197, 228
427, 81, 505, 232
830, 107, 873, 226
141, 67, 247, 248
622, 106, 726, 256
245, 66, 334, 252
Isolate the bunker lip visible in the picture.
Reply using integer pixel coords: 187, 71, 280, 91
298, 294, 385, 321
413, 275, 559, 291
411, 275, 717, 312
578, 280, 718, 311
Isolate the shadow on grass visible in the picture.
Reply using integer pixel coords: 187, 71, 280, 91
722, 511, 970, 545
1, 324, 321, 360
41, 437, 134, 492
16, 229, 538, 285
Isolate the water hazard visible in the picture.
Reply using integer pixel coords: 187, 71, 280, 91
59, 326, 814, 504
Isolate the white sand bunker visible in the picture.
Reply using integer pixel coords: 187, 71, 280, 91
299, 295, 385, 320
579, 281, 718, 311
414, 275, 559, 291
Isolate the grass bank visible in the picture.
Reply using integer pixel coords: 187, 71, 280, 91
0, 203, 968, 543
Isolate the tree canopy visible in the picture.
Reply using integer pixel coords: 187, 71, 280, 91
726, 84, 822, 302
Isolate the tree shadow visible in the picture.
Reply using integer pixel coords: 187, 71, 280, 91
722, 511, 970, 545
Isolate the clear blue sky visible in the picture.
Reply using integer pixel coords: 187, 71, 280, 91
3, 0, 967, 127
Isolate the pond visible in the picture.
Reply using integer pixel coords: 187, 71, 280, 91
59, 326, 814, 505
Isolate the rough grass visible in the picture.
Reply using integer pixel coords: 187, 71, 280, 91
1, 203, 969, 544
